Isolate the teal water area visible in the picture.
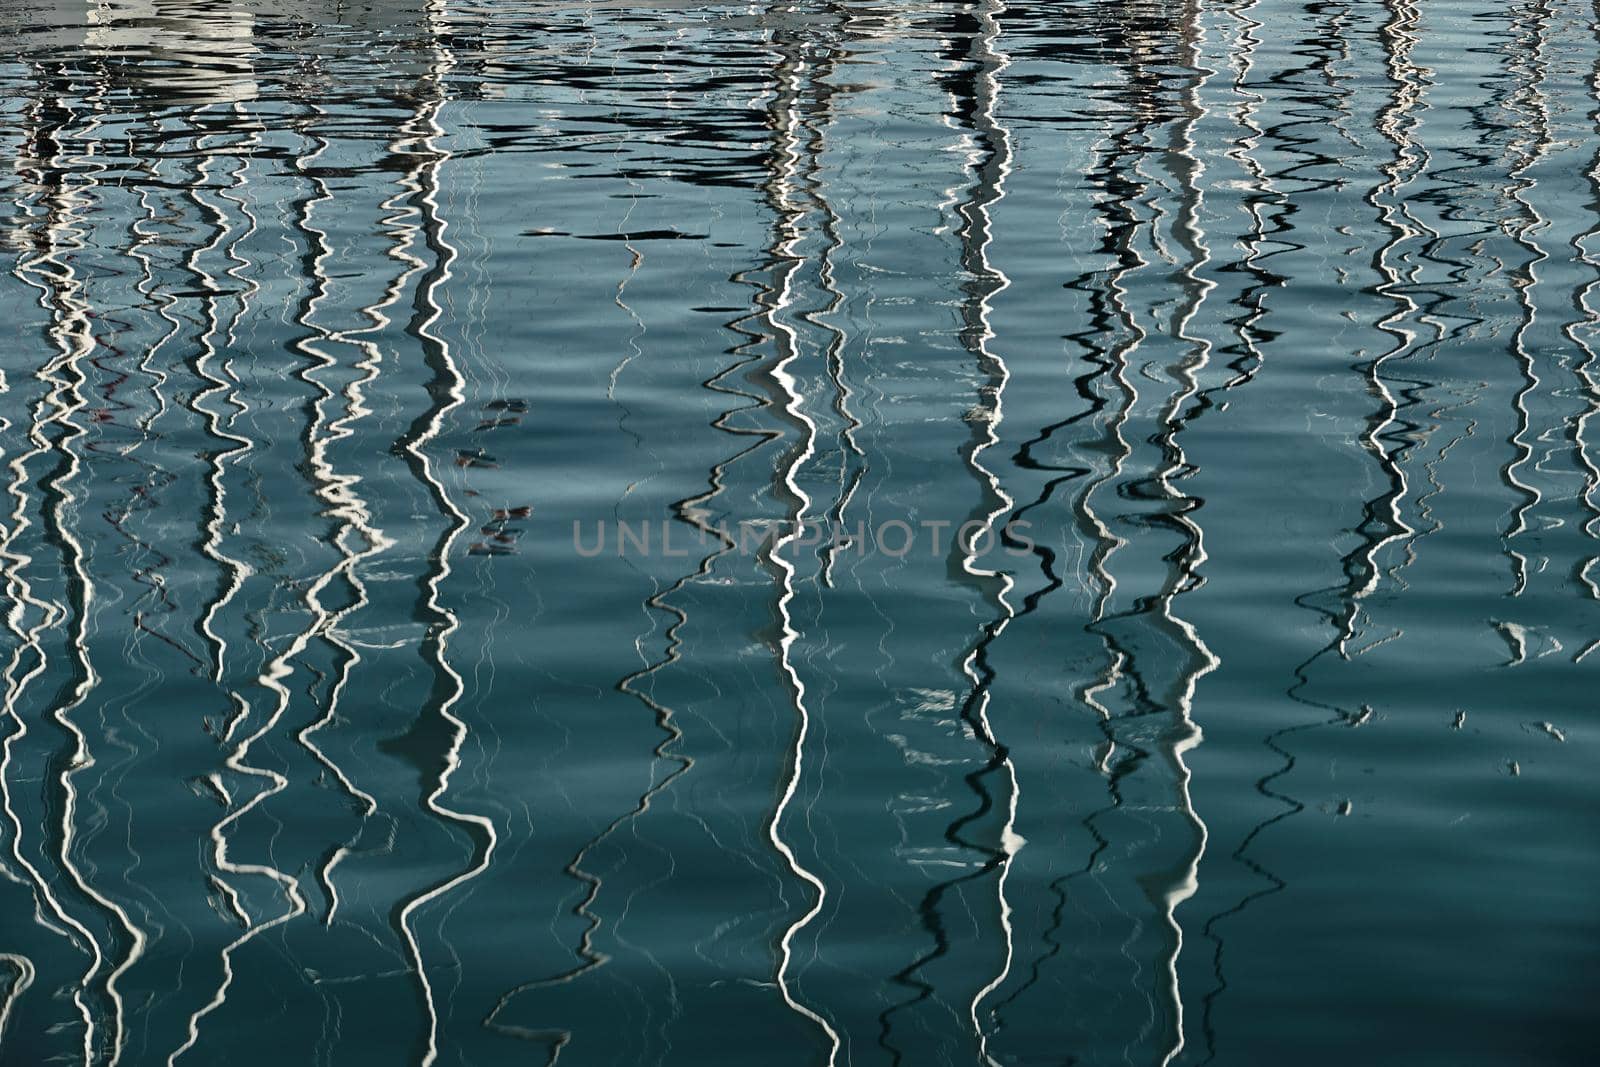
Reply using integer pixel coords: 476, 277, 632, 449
0, 2, 1595, 1064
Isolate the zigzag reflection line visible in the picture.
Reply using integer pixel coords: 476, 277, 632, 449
763, 47, 842, 1066
955, 3, 1022, 1063
0, 85, 102, 1065
12, 83, 148, 1067
391, 13, 498, 1064
171, 107, 324, 1067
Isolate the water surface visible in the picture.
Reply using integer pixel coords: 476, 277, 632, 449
0, 1, 1596, 1064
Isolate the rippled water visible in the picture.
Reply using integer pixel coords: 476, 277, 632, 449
0, 1, 1596, 1064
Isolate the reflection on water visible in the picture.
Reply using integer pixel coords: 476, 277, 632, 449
0, 1, 1597, 1064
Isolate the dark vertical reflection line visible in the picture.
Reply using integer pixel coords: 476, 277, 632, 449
1077, 21, 1191, 1067
142, 105, 262, 1060
1323, 5, 1422, 557
1339, 0, 1425, 631
972, 29, 1158, 1058
1199, 3, 1430, 1059
263, 85, 416, 1051
979, 30, 1145, 1054
269, 80, 395, 955
1075, 5, 1221, 1058
955, 3, 1242, 1061
954, 1, 1025, 1060
180, 108, 253, 730
1191, 0, 1281, 410
288, 54, 467, 1049
177, 107, 261, 975
299, 95, 433, 924
1165, 11, 1280, 1053
240, 81, 382, 958
875, 4, 1018, 1061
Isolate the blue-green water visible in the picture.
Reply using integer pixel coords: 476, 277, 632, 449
0, 1, 1596, 1064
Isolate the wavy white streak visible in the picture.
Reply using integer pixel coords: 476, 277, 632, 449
0, 92, 105, 1065
1502, 1, 1554, 596
170, 115, 325, 1067
0, 395, 99, 1058
764, 55, 842, 1067
113, 107, 266, 1067
166, 718, 308, 1066
285, 100, 388, 858
393, 14, 498, 1065
812, 81, 862, 591
1222, 0, 1270, 396
1570, 39, 1600, 599
158, 116, 260, 1059
296, 120, 438, 880
1071, 114, 1148, 786
605, 154, 646, 402
123, 118, 184, 467
190, 112, 260, 708
0, 954, 35, 1044
299, 57, 505, 924
1351, 0, 1428, 629
955, 4, 1022, 1064
214, 105, 264, 353
13, 88, 148, 1067
1083, 118, 1150, 627
298, 85, 456, 845
291, 93, 456, 937
1153, 9, 1221, 1065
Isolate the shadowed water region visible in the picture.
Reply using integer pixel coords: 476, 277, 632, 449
0, 1, 1596, 1064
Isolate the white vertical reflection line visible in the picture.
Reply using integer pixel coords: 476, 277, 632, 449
2, 86, 104, 1064
1571, 41, 1600, 600
193, 110, 259, 747
764, 50, 842, 1066
171, 109, 314, 1067
960, 2, 1019, 1064
297, 102, 428, 919
1503, 0, 1552, 598
1156, 6, 1218, 1063
303, 130, 423, 926
48, 90, 132, 1067
281, 96, 384, 933
1355, 0, 1426, 621
34, 81, 152, 1067
394, 7, 497, 1065
0, 953, 35, 1043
